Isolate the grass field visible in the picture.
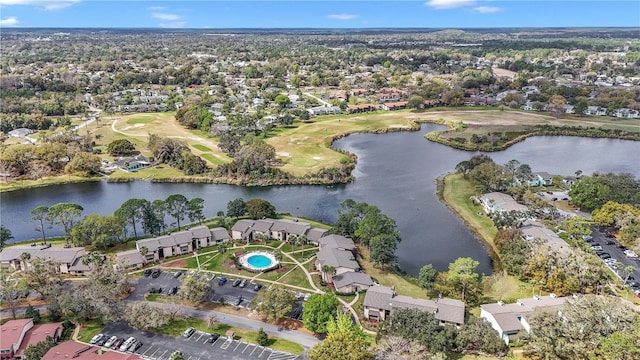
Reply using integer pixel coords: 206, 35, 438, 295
358, 245, 425, 299
192, 144, 212, 152
127, 115, 156, 124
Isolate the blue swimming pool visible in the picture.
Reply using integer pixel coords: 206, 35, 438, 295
247, 254, 273, 269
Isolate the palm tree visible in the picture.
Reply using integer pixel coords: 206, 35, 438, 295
321, 265, 336, 283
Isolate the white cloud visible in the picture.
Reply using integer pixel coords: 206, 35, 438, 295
147, 6, 165, 11
158, 21, 186, 28
0, 0, 80, 10
425, 0, 476, 9
327, 14, 357, 20
473, 6, 502, 13
152, 12, 181, 21
0, 16, 19, 26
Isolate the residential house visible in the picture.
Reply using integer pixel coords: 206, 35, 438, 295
347, 104, 379, 113
315, 248, 361, 282
613, 108, 640, 118
1, 319, 63, 360
135, 226, 229, 262
381, 101, 408, 111
269, 219, 310, 242
112, 156, 152, 172
305, 228, 329, 245
42, 341, 142, 360
585, 106, 607, 116
14, 322, 64, 360
231, 220, 255, 241
479, 192, 528, 215
307, 105, 342, 116
561, 176, 577, 189
363, 285, 465, 326
480, 295, 567, 344
525, 172, 554, 187
7, 128, 34, 138
317, 234, 356, 251
115, 250, 146, 270
332, 272, 375, 293
0, 246, 86, 274
520, 220, 571, 256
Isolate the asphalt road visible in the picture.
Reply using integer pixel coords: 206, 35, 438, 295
589, 226, 640, 289
100, 320, 302, 360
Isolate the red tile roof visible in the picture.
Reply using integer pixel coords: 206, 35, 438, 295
42, 341, 142, 360
15, 323, 64, 356
0, 319, 33, 351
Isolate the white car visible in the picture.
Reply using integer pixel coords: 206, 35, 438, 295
624, 250, 638, 258
90, 334, 104, 344
103, 336, 118, 348
119, 337, 136, 352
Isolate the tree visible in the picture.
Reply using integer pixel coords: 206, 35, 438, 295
123, 302, 170, 330
418, 264, 438, 296
456, 317, 507, 356
468, 162, 511, 192
0, 275, 25, 319
246, 198, 276, 219
257, 327, 269, 346
188, 197, 205, 224
302, 293, 340, 334
442, 90, 464, 108
380, 308, 456, 354
65, 152, 101, 175
177, 274, 215, 305
407, 95, 425, 109
46, 202, 83, 244
23, 258, 64, 298
598, 322, 640, 360
25, 304, 41, 323
30, 206, 49, 244
226, 198, 247, 218
309, 312, 373, 360
369, 234, 398, 269
252, 287, 297, 322
525, 295, 638, 360
24, 336, 56, 360
574, 100, 588, 116
47, 298, 63, 322
321, 265, 336, 283
165, 194, 189, 230
569, 176, 611, 210
69, 214, 123, 248
107, 139, 135, 155
0, 224, 13, 250
170, 352, 184, 360
445, 257, 483, 305
561, 216, 592, 241
115, 198, 149, 239
547, 94, 567, 119
274, 94, 291, 108
141, 201, 162, 236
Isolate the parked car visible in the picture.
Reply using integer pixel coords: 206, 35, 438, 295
206, 333, 220, 343
110, 338, 124, 350
103, 336, 118, 348
605, 234, 616, 238
143, 269, 152, 277
96, 335, 110, 346
582, 235, 593, 241
90, 334, 104, 344
218, 277, 227, 286
232, 279, 241, 287
239, 279, 248, 288
599, 253, 612, 259
591, 245, 603, 251
128, 340, 143, 352
170, 286, 179, 295
253, 283, 263, 291
119, 337, 136, 352
605, 239, 616, 245
546, 191, 553, 195
151, 269, 161, 278
174, 271, 184, 278
183, 328, 196, 338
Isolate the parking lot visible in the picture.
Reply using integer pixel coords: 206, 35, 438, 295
100, 321, 301, 360
129, 270, 262, 308
587, 226, 640, 294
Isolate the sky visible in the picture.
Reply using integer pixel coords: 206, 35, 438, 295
0, 0, 639, 29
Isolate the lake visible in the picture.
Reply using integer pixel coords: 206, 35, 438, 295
2, 124, 639, 275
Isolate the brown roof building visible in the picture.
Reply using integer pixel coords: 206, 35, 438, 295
42, 341, 142, 360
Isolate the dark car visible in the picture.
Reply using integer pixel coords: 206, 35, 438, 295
605, 234, 616, 238
605, 240, 616, 245
628, 281, 640, 289
170, 286, 179, 295
232, 279, 241, 287
96, 335, 110, 346
143, 269, 152, 277
111, 338, 124, 350
218, 277, 227, 286
253, 283, 263, 291
599, 253, 612, 259
151, 269, 161, 278
206, 333, 220, 343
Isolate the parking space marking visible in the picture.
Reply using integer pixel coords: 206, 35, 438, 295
211, 337, 221, 346
233, 341, 242, 351
268, 351, 298, 360
148, 347, 161, 358
157, 349, 168, 360
259, 347, 270, 358
250, 345, 262, 356
220, 339, 233, 350
242, 344, 254, 353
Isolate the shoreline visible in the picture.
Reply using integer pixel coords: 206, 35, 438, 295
2, 116, 638, 193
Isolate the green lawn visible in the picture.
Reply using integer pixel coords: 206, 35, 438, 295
358, 246, 425, 299
276, 267, 313, 290
200, 153, 225, 165
76, 320, 105, 343
192, 144, 212, 152
126, 115, 155, 124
